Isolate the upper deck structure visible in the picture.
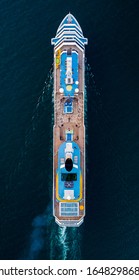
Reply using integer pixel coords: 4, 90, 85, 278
51, 13, 87, 227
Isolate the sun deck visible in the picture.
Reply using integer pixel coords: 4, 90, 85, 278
60, 50, 79, 96
57, 141, 81, 199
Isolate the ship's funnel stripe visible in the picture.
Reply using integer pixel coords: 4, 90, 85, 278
56, 27, 83, 38
52, 34, 86, 45
55, 37, 84, 45
53, 36, 86, 49
57, 24, 83, 36
56, 34, 84, 40
55, 40, 84, 50
58, 21, 82, 33
57, 28, 83, 38
57, 30, 84, 39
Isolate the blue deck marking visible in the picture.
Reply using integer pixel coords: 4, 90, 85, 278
66, 130, 73, 141
60, 51, 78, 97
64, 99, 73, 113
57, 141, 80, 199
67, 133, 71, 141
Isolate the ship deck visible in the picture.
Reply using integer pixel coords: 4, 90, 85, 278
53, 43, 85, 223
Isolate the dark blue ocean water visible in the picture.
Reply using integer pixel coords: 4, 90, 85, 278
0, 0, 139, 260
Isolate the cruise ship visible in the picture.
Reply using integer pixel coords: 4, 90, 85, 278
51, 13, 88, 227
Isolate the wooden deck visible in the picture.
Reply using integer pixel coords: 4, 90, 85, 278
53, 44, 85, 223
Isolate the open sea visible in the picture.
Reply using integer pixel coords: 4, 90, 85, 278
0, 0, 139, 260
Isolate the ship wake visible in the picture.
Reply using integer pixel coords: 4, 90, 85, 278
23, 206, 82, 260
